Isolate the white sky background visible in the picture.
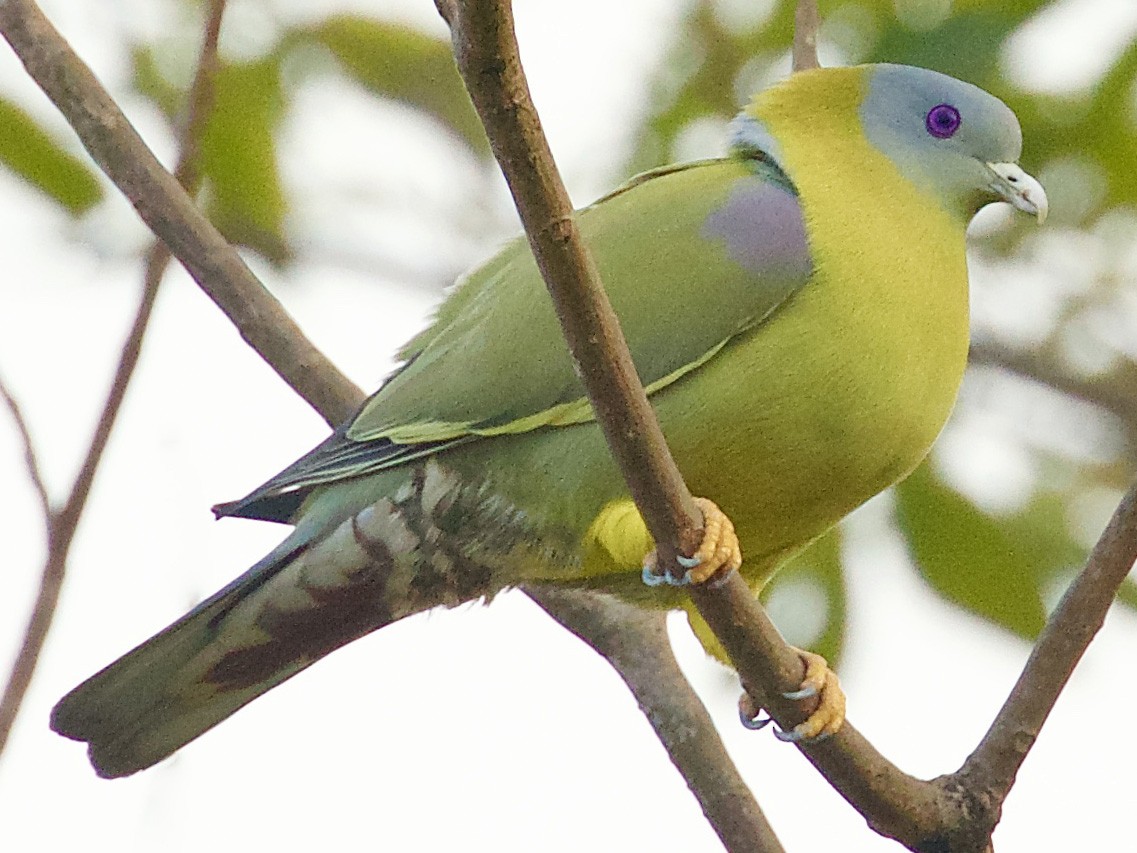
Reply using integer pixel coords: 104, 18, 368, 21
1, 0, 1136, 851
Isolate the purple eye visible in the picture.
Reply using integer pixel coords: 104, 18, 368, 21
926, 103, 961, 139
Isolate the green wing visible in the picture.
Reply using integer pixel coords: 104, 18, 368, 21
218, 156, 810, 522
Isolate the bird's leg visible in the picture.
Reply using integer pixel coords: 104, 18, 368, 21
680, 497, 743, 584
738, 649, 846, 742
641, 497, 742, 586
642, 498, 846, 740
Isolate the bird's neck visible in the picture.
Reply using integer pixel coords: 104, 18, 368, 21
749, 67, 971, 404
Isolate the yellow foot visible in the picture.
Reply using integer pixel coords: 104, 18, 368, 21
738, 649, 846, 742
641, 497, 742, 587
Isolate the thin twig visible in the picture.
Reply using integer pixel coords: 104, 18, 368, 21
0, 0, 228, 761
0, 0, 362, 426
959, 480, 1137, 802
0, 376, 50, 519
792, 0, 820, 71
970, 340, 1137, 430
0, 517, 65, 757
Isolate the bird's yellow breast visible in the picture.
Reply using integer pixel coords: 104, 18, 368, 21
657, 69, 971, 584
777, 67, 971, 478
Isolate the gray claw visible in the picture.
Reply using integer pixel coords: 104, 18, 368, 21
783, 684, 817, 701
772, 725, 801, 742
773, 725, 833, 744
641, 561, 696, 587
676, 553, 702, 569
740, 709, 772, 731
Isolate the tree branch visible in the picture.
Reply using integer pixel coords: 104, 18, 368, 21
0, 375, 50, 520
959, 479, 1137, 804
0, 0, 361, 427
434, 3, 1137, 852
792, 0, 820, 71
0, 0, 227, 761
434, 0, 703, 567
970, 340, 1137, 431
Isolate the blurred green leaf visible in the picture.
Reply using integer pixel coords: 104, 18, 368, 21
199, 56, 291, 265
0, 97, 102, 214
131, 45, 183, 120
131, 14, 493, 265
132, 46, 290, 263
895, 464, 1087, 639
1116, 578, 1137, 613
761, 528, 846, 665
307, 14, 489, 158
872, 10, 1014, 81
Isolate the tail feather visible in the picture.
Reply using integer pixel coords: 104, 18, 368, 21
50, 509, 410, 778
53, 459, 522, 778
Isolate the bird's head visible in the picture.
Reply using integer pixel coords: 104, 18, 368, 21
734, 63, 1048, 225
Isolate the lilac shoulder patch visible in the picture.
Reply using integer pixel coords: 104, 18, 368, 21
702, 179, 812, 281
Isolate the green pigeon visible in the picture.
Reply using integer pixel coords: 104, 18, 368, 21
52, 63, 1047, 777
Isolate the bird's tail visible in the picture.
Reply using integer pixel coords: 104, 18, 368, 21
51, 488, 492, 778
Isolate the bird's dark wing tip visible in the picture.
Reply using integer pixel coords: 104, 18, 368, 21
211, 499, 241, 519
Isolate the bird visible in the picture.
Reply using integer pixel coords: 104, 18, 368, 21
52, 63, 1047, 778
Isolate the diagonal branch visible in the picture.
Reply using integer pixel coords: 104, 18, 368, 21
959, 480, 1137, 804
0, 0, 362, 427
0, 0, 227, 761
0, 376, 50, 520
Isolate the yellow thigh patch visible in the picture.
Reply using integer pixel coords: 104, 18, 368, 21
580, 498, 654, 577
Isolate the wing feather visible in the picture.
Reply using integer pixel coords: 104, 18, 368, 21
219, 155, 811, 523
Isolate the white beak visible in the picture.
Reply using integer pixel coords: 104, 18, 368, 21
987, 161, 1048, 224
